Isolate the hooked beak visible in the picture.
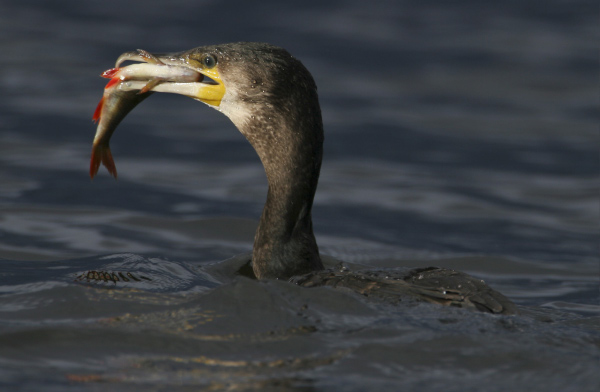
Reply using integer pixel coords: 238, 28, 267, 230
115, 49, 226, 107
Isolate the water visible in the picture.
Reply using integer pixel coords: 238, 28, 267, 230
1, 0, 598, 390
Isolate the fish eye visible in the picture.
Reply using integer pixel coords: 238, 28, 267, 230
203, 54, 217, 68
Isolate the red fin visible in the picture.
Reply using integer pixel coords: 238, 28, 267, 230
90, 144, 102, 178
101, 68, 120, 78
105, 77, 120, 89
92, 96, 104, 123
90, 144, 117, 179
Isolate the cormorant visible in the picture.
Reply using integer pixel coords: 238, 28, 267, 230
90, 42, 516, 314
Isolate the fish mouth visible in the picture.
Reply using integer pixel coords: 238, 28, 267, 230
111, 49, 226, 107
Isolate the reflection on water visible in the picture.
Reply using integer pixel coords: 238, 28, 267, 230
0, 0, 598, 391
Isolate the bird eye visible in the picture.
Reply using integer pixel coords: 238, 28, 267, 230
203, 55, 217, 68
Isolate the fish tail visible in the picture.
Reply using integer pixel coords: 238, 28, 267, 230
101, 147, 118, 178
90, 144, 102, 178
90, 143, 117, 179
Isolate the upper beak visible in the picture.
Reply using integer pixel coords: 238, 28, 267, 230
114, 49, 226, 107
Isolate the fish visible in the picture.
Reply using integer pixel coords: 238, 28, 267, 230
90, 49, 202, 179
90, 79, 152, 178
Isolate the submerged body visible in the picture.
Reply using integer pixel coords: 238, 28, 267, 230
89, 42, 515, 314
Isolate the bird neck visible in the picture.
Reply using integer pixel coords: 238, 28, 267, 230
238, 106, 325, 279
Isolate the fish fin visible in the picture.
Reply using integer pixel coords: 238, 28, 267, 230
90, 144, 102, 178
101, 146, 118, 178
136, 49, 164, 65
101, 68, 120, 78
93, 77, 120, 123
90, 144, 117, 179
92, 96, 104, 123
105, 77, 120, 89
139, 79, 164, 94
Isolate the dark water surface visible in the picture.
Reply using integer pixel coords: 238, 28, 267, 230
1, 1, 598, 391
